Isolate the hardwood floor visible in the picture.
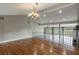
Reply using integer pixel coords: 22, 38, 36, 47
0, 38, 79, 55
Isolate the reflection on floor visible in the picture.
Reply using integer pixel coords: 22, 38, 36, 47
0, 38, 79, 55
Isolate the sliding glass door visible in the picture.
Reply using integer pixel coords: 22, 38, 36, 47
44, 24, 74, 46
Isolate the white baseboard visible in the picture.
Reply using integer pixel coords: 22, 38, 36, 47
0, 36, 32, 43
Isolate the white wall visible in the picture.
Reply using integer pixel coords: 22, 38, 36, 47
0, 15, 42, 42
0, 20, 4, 41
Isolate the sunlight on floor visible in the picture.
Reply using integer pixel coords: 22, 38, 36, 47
33, 48, 37, 55
41, 43, 44, 49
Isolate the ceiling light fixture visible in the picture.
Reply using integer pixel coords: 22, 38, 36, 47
44, 14, 46, 17
63, 18, 66, 21
58, 10, 62, 13
28, 3, 39, 20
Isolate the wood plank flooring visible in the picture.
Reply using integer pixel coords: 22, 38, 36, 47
0, 38, 79, 55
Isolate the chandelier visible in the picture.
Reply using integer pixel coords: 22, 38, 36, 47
28, 3, 39, 20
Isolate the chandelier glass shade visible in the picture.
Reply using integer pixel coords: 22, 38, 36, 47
28, 11, 39, 19
28, 3, 39, 19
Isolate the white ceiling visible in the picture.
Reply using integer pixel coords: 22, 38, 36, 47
0, 3, 57, 15
0, 3, 78, 24
37, 3, 78, 24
